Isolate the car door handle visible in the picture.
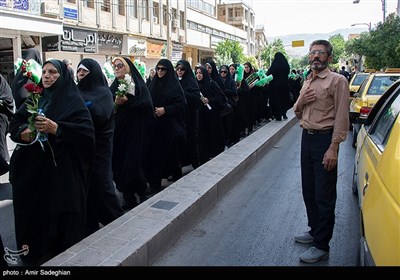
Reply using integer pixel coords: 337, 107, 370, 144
363, 172, 369, 196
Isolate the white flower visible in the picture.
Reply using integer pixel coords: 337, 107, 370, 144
118, 84, 127, 92
115, 74, 134, 97
124, 74, 132, 83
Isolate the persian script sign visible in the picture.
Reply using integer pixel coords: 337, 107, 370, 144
61, 27, 97, 53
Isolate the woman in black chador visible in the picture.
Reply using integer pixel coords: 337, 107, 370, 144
11, 48, 42, 110
0, 74, 14, 175
195, 66, 226, 164
77, 58, 124, 235
9, 59, 95, 265
219, 64, 237, 147
267, 52, 290, 121
110, 57, 155, 209
175, 59, 201, 169
147, 59, 187, 193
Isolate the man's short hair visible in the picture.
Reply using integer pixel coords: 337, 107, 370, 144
309, 40, 333, 56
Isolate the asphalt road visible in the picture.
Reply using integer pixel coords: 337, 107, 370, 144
1, 123, 359, 267
153, 124, 359, 266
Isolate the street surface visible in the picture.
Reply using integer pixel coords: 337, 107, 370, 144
153, 124, 359, 266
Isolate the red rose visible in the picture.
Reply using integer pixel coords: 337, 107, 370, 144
24, 83, 43, 94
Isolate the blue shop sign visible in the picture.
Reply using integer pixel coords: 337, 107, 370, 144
64, 7, 78, 20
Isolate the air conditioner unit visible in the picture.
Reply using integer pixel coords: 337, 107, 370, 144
171, 19, 179, 29
41, 2, 60, 17
153, 16, 158, 24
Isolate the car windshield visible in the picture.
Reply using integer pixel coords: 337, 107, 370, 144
367, 76, 400, 95
352, 74, 368, 86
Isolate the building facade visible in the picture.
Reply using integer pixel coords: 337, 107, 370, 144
0, 0, 250, 82
217, 0, 255, 56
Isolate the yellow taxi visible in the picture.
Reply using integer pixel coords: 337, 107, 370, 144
349, 69, 400, 147
352, 79, 400, 266
349, 72, 369, 100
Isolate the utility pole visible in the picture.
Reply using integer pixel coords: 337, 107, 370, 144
353, 0, 386, 22
397, 0, 400, 16
166, 0, 171, 60
381, 0, 386, 22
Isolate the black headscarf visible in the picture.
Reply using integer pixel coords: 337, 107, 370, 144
267, 52, 290, 78
219, 64, 237, 103
206, 59, 226, 91
77, 58, 114, 125
149, 59, 186, 107
176, 60, 201, 109
11, 48, 42, 110
243, 62, 253, 80
196, 65, 226, 110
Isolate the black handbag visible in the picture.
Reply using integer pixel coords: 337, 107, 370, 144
220, 102, 233, 117
210, 80, 233, 117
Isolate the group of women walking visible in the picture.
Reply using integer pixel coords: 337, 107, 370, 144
1, 50, 296, 266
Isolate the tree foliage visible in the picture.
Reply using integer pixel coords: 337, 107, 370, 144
345, 13, 400, 70
215, 40, 245, 66
329, 34, 346, 66
290, 55, 309, 70
260, 39, 287, 68
242, 56, 258, 69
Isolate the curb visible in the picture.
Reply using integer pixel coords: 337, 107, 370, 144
43, 111, 297, 266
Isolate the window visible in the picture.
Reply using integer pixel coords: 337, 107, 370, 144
128, 0, 137, 18
153, 2, 159, 18
367, 76, 400, 95
84, 0, 94, 9
118, 0, 125, 16
142, 0, 149, 20
235, 8, 242, 17
101, 0, 110, 12
370, 87, 400, 149
180, 11, 184, 29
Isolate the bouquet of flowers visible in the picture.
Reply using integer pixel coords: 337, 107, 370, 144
115, 74, 135, 97
114, 74, 135, 111
25, 83, 44, 140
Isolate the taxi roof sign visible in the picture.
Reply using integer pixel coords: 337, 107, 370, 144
292, 40, 304, 47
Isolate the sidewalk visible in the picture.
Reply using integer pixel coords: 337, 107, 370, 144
39, 111, 297, 266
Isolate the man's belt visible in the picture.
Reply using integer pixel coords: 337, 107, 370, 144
303, 129, 333, 135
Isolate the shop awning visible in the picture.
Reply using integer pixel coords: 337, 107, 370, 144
0, 11, 63, 37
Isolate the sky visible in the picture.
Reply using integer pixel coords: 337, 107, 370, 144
244, 0, 399, 37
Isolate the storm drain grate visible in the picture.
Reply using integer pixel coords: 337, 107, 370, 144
151, 200, 178, 211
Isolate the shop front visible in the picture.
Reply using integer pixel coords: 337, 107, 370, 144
42, 26, 98, 74
0, 2, 63, 84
